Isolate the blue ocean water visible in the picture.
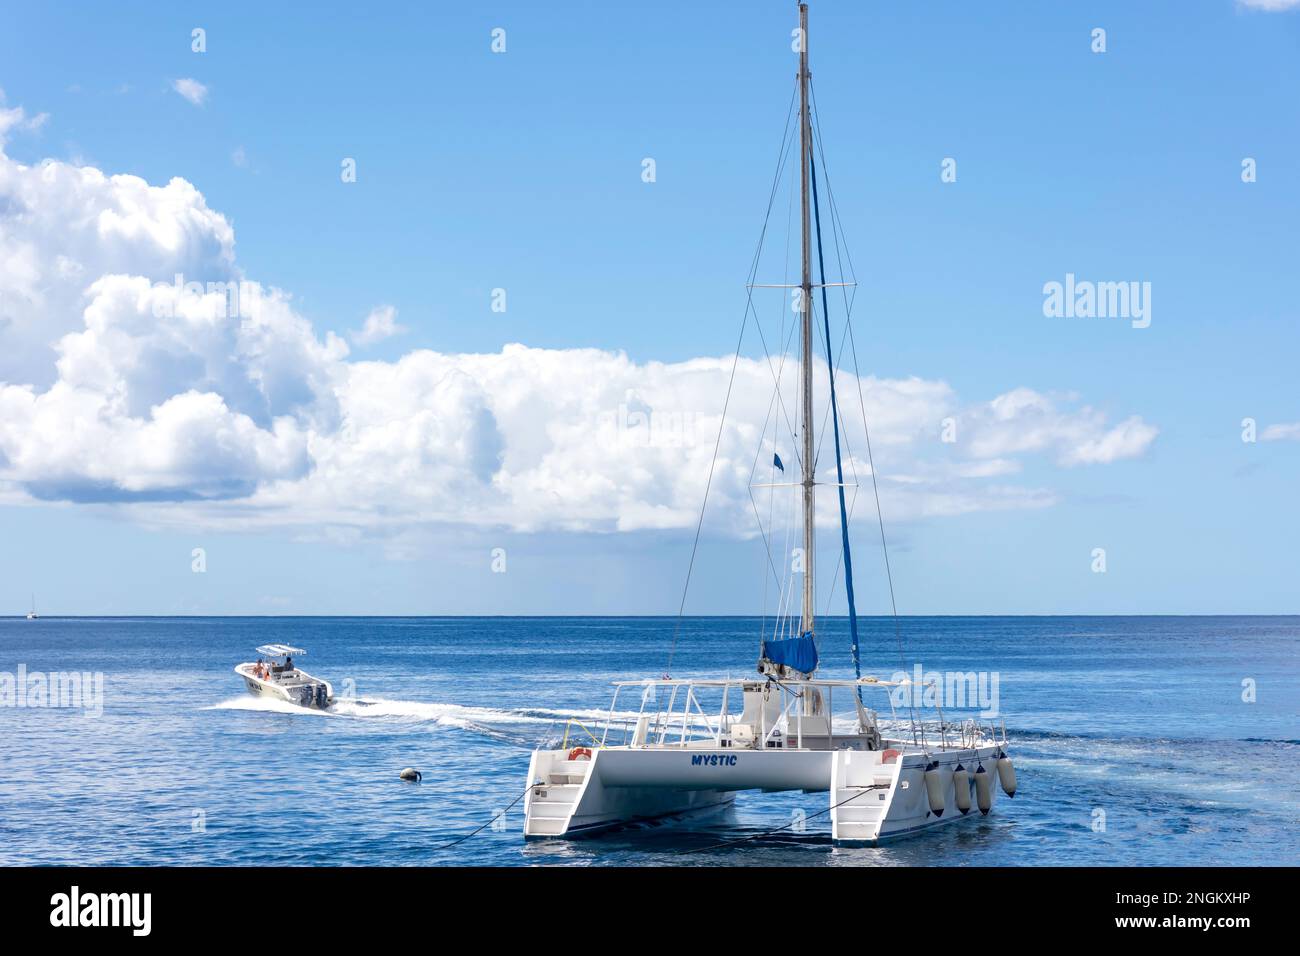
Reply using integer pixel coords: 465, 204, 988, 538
1, 616, 1296, 867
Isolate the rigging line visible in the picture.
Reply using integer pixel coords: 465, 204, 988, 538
755, 339, 795, 643
809, 290, 856, 474
775, 467, 799, 643
815, 243, 868, 608
819, 411, 864, 609
807, 88, 892, 583
809, 87, 859, 358
810, 144, 863, 690
669, 316, 761, 677
806, 122, 868, 527
756, 410, 777, 645
844, 313, 907, 679
807, 260, 859, 466
805, 252, 859, 473
809, 80, 860, 290
747, 306, 802, 471
750, 297, 803, 472
821, 482, 861, 614
806, 100, 859, 630
748, 489, 783, 597
764, 79, 802, 646
764, 94, 801, 647
431, 779, 540, 851
759, 317, 797, 637
806, 110, 858, 478
810, 87, 867, 409
810, 83, 916, 740
674, 784, 890, 855
746, 297, 803, 599
746, 107, 806, 471
757, 455, 777, 650
769, 472, 799, 645
666, 80, 800, 676
746, 300, 800, 532
838, 239, 919, 745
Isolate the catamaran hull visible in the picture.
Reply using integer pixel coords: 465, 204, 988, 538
524, 742, 1006, 843
524, 750, 736, 838
829, 744, 1006, 843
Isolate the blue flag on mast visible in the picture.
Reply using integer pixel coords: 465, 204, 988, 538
773, 453, 784, 473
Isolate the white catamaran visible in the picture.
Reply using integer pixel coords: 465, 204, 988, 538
523, 3, 1017, 844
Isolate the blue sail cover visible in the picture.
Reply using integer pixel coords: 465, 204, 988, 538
762, 633, 819, 675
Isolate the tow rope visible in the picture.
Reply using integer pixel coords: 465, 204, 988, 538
431, 780, 541, 851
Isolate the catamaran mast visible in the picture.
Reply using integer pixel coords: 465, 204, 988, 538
797, 2, 816, 639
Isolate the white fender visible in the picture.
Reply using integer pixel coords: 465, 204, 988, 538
974, 764, 992, 815
952, 763, 971, 815
997, 754, 1017, 798
924, 762, 945, 817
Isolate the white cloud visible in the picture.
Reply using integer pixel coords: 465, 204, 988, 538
0, 150, 237, 390
350, 305, 406, 346
171, 78, 208, 106
1237, 0, 1300, 10
231, 146, 248, 168
0, 112, 1159, 536
958, 387, 1157, 466
0, 101, 49, 147
1261, 422, 1300, 441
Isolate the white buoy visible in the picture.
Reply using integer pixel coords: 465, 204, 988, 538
974, 764, 992, 815
997, 754, 1017, 798
952, 763, 971, 815
398, 767, 422, 782
924, 762, 945, 817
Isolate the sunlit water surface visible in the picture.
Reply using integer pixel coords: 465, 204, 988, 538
2, 616, 1295, 866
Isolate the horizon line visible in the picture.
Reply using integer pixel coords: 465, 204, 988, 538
6, 612, 1300, 620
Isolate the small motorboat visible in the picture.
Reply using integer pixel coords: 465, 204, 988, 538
235, 644, 334, 709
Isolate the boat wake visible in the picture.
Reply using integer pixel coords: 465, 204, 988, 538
207, 696, 335, 718
206, 695, 643, 746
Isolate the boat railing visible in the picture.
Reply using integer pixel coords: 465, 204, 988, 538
587, 677, 1007, 752
560, 718, 604, 752
596, 677, 877, 750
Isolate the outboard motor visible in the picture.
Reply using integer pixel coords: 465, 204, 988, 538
315, 684, 328, 708
299, 686, 312, 708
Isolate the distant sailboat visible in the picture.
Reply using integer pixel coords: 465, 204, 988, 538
26, 593, 38, 620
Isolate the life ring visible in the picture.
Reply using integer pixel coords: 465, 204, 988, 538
567, 747, 593, 761
881, 749, 901, 764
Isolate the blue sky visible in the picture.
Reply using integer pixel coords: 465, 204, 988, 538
1, 0, 1298, 615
